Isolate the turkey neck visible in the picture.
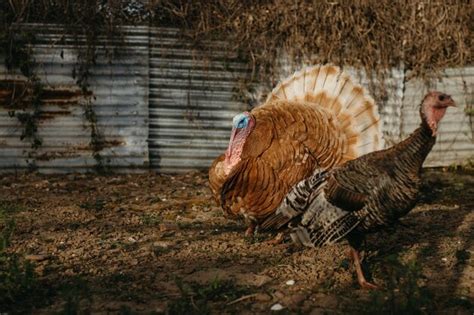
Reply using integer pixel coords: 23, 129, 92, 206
390, 121, 435, 174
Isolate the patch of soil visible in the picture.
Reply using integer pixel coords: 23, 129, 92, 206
0, 169, 473, 314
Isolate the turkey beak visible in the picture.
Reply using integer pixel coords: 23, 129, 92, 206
441, 94, 456, 108
445, 94, 456, 107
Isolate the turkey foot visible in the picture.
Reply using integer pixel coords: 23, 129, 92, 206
350, 247, 378, 290
264, 232, 285, 245
244, 223, 256, 237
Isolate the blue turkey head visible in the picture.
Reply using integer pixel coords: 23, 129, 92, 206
232, 112, 250, 129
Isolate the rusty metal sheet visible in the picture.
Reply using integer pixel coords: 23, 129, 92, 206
0, 23, 149, 173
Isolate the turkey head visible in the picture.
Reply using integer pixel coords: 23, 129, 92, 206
421, 91, 456, 136
223, 112, 256, 175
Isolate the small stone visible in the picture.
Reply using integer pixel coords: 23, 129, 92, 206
441, 257, 448, 262
285, 279, 295, 286
254, 293, 272, 302
153, 241, 172, 249
271, 303, 284, 311
159, 223, 179, 232
236, 274, 272, 287
282, 293, 307, 307
273, 291, 285, 299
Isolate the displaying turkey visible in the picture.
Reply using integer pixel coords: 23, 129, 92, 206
262, 91, 456, 288
209, 64, 384, 236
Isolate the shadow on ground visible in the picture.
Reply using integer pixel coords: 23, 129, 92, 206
0, 169, 472, 314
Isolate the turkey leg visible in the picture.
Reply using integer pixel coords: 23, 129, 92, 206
264, 232, 285, 245
244, 222, 256, 236
350, 247, 378, 289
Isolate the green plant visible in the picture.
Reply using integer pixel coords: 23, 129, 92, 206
57, 276, 92, 315
0, 200, 45, 313
79, 198, 106, 212
0, 199, 24, 215
455, 249, 470, 265
0, 252, 40, 311
361, 255, 434, 315
140, 213, 162, 226
244, 233, 267, 244
169, 278, 251, 315
447, 158, 474, 173
0, 200, 23, 250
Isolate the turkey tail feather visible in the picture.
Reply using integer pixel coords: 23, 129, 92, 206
290, 212, 360, 248
259, 168, 328, 231
265, 64, 383, 159
291, 211, 361, 248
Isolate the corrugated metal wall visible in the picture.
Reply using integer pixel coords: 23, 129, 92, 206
401, 66, 474, 167
148, 27, 250, 172
0, 24, 149, 173
0, 24, 472, 173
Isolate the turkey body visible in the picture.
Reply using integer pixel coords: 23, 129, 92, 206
303, 124, 434, 243
209, 65, 383, 234
213, 101, 350, 224
269, 91, 456, 288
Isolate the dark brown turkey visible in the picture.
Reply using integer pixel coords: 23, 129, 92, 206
261, 91, 456, 289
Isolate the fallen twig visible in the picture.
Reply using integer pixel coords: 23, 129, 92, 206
226, 293, 259, 305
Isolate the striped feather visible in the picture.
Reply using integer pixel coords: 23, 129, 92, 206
264, 65, 383, 161
210, 64, 386, 232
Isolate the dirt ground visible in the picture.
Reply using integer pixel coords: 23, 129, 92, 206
0, 168, 473, 314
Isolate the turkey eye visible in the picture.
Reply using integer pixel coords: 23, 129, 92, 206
237, 118, 248, 128
438, 95, 445, 101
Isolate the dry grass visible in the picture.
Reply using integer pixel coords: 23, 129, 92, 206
2, 1, 472, 85
155, 0, 472, 82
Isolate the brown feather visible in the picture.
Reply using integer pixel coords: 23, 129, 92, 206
208, 65, 383, 231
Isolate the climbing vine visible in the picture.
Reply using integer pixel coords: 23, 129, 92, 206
72, 32, 107, 173
3, 31, 43, 168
